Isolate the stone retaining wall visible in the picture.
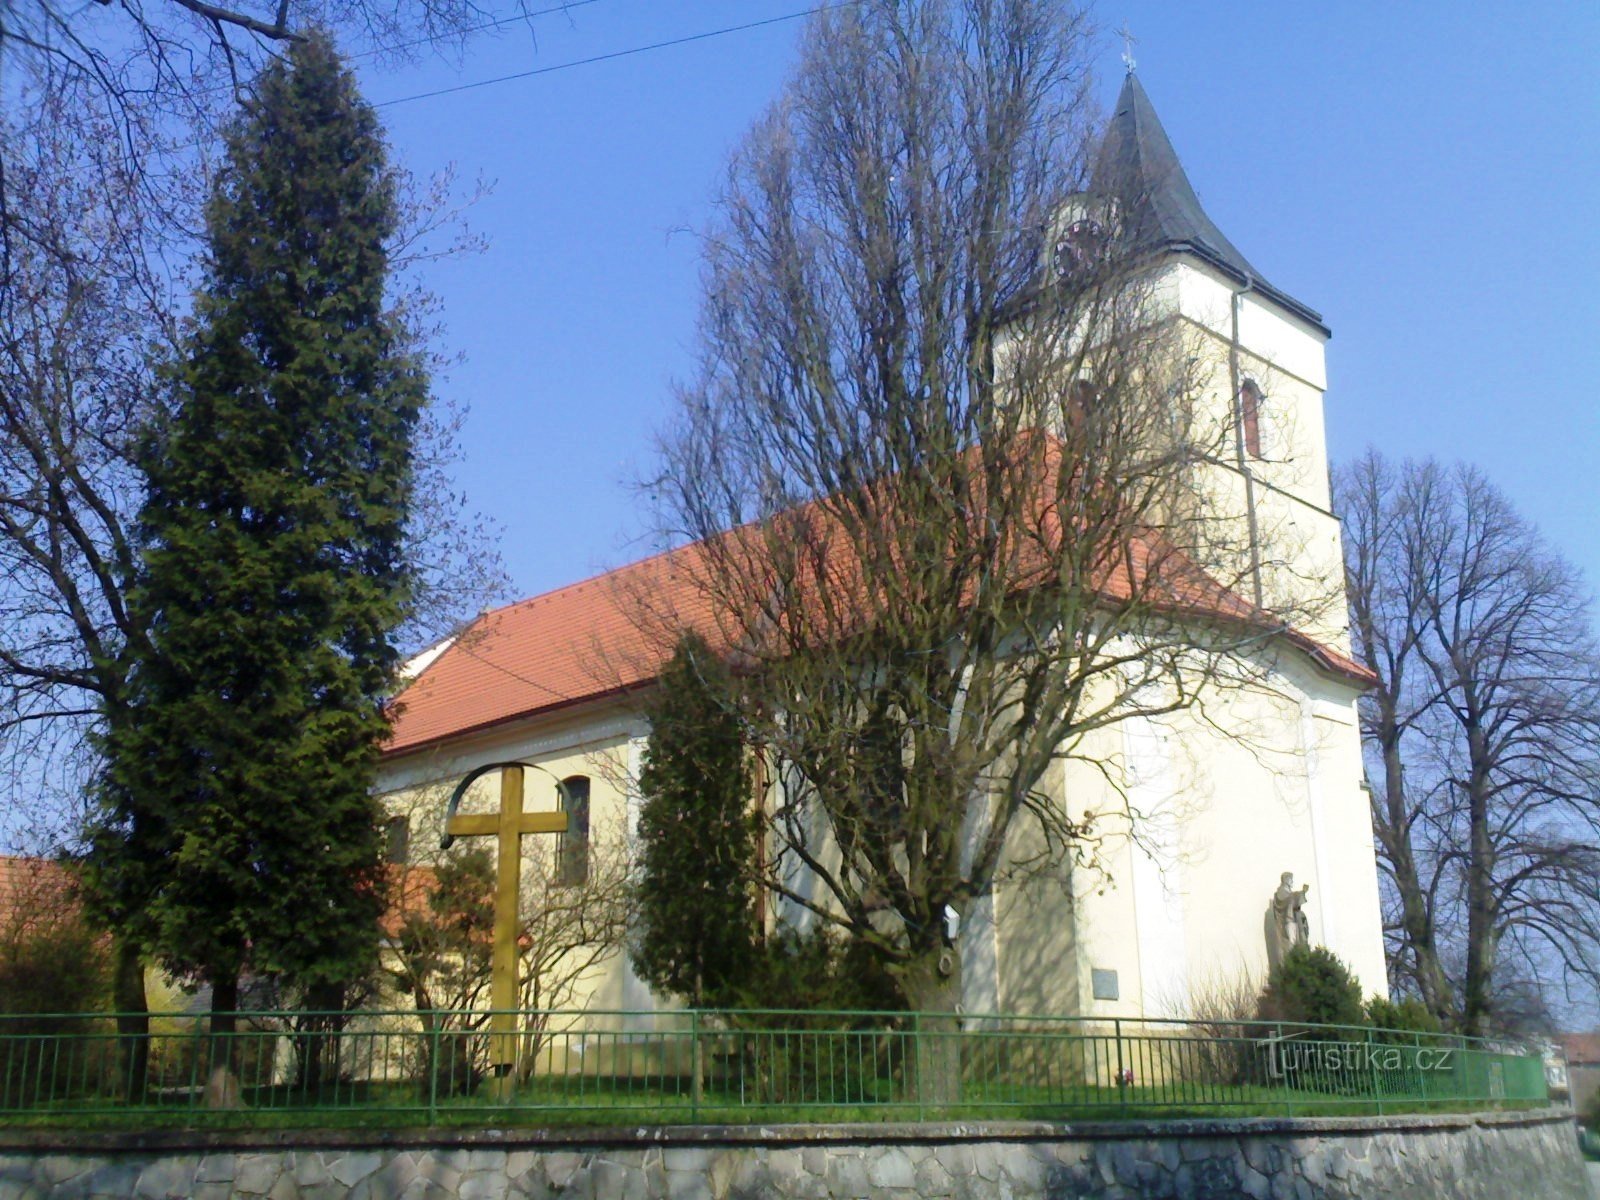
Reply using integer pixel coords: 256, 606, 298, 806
0, 1108, 1585, 1199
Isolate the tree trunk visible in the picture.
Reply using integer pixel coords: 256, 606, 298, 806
205, 974, 243, 1109
900, 943, 963, 1111
1463, 727, 1496, 1037
1378, 736, 1453, 1023
295, 980, 345, 1094
112, 937, 149, 1102
690, 971, 705, 1109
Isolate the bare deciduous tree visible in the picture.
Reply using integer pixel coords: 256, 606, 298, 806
0, 100, 173, 852
387, 812, 632, 1084
645, 0, 1339, 1072
0, 55, 502, 1067
1337, 451, 1600, 1035
0, 93, 502, 844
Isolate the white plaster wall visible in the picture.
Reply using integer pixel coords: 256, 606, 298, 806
376, 702, 647, 1017
1170, 259, 1329, 392
1003, 653, 1387, 1021
1122, 713, 1189, 1019
376, 650, 1389, 1025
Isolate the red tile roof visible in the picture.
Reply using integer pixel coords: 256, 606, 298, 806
385, 541, 714, 756
0, 856, 82, 935
1556, 1032, 1600, 1065
385, 445, 1375, 759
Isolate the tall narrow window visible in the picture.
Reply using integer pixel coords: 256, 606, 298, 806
556, 775, 590, 887
1065, 378, 1096, 439
384, 815, 410, 865
1240, 379, 1264, 459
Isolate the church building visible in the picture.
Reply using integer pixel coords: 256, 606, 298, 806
375, 73, 1390, 1022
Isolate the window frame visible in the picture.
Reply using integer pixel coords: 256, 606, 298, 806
555, 775, 591, 887
1240, 378, 1264, 460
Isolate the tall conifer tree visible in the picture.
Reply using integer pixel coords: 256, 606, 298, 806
632, 633, 758, 1008
99, 33, 422, 1027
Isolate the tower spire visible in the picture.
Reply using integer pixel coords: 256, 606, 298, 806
1090, 74, 1327, 333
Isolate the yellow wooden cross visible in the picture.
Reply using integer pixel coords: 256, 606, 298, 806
441, 762, 568, 1075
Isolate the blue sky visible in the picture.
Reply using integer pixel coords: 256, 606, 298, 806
358, 1, 1600, 607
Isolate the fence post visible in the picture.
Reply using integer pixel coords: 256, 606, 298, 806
690, 1009, 700, 1124
1366, 1026, 1383, 1116
427, 1020, 440, 1125
914, 1012, 925, 1123
1277, 1024, 1294, 1118
188, 1017, 205, 1114
1114, 1018, 1125, 1110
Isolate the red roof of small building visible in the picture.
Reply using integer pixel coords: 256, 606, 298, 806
1556, 1032, 1600, 1066
0, 856, 81, 935
380, 864, 441, 941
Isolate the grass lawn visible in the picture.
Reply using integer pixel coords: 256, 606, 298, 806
0, 1076, 1548, 1133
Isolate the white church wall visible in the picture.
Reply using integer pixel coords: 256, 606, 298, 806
1121, 713, 1190, 1019
1170, 662, 1386, 1002
1005, 722, 1148, 1021
1006, 651, 1388, 1022
1297, 685, 1388, 995
374, 651, 1390, 1026
375, 703, 645, 1019
1159, 259, 1351, 653
1168, 259, 1329, 393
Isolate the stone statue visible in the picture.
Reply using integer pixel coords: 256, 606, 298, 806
1272, 871, 1311, 953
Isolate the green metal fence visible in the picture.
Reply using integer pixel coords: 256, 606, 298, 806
0, 1009, 1550, 1126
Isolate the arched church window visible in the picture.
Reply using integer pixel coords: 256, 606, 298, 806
1065, 378, 1096, 438
556, 775, 590, 887
1240, 378, 1264, 459
384, 815, 410, 865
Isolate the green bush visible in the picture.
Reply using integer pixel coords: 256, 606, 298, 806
732, 927, 905, 1016
0, 906, 109, 1020
720, 928, 906, 1105
1257, 944, 1365, 1029
1365, 995, 1443, 1042
1581, 1091, 1600, 1136
0, 900, 112, 1106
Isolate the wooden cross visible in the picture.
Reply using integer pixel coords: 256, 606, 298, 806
441, 762, 568, 1073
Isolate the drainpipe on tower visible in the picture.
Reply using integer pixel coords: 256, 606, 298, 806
1228, 274, 1265, 610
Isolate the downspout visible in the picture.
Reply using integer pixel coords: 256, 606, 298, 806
1228, 274, 1265, 610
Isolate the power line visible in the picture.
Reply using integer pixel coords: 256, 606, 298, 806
376, 3, 852, 109
165, 2, 607, 105
351, 0, 605, 66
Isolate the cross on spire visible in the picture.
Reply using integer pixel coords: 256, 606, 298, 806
1118, 22, 1137, 74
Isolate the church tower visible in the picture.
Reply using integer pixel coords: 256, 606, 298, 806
1086, 71, 1349, 650
988, 73, 1386, 1020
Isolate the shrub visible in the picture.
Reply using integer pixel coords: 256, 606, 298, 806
732, 927, 905, 1016
720, 928, 906, 1105
1365, 995, 1443, 1042
0, 864, 110, 1021
1257, 944, 1365, 1030
1179, 970, 1261, 1086
420, 1029, 484, 1099
1575, 1086, 1600, 1133
0, 884, 112, 1106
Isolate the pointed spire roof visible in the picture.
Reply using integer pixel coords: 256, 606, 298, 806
1092, 73, 1326, 333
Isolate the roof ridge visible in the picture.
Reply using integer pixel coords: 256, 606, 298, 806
484, 538, 692, 622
